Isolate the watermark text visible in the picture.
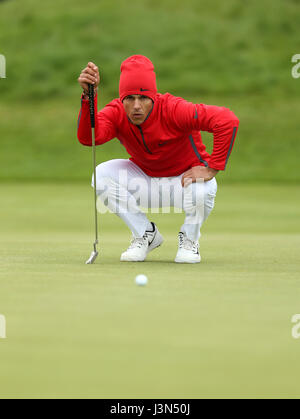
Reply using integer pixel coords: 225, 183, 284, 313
291, 314, 300, 339
0, 314, 6, 339
0, 54, 6, 78
291, 54, 300, 79
91, 169, 207, 223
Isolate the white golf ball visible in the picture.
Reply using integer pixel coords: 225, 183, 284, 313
135, 274, 148, 286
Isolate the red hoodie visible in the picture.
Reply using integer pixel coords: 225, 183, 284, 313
77, 56, 239, 177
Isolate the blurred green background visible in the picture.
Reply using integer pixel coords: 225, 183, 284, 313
0, 0, 299, 182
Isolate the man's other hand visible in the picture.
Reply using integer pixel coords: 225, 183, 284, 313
181, 166, 218, 187
78, 62, 100, 95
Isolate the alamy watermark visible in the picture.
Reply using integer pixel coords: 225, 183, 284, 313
0, 314, 6, 339
92, 169, 207, 224
291, 314, 300, 339
0, 54, 6, 79
291, 54, 300, 79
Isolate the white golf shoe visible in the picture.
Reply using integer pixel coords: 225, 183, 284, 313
120, 222, 164, 262
175, 232, 201, 264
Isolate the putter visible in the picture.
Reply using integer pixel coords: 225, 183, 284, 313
86, 83, 99, 264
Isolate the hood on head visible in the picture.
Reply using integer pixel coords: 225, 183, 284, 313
119, 55, 157, 102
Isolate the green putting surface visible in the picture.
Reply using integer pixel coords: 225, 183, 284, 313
0, 182, 300, 398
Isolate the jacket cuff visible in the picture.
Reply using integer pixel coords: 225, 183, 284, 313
81, 93, 98, 101
208, 161, 225, 171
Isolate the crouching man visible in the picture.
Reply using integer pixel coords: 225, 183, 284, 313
77, 55, 239, 263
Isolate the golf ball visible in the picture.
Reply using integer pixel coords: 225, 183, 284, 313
135, 274, 148, 286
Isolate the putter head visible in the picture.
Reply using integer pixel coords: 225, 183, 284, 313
86, 250, 99, 265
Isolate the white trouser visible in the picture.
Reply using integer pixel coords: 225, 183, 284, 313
92, 159, 217, 241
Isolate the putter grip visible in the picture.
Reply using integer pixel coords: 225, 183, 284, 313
88, 84, 95, 128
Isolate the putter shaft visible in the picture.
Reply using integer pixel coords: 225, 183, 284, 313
86, 83, 99, 264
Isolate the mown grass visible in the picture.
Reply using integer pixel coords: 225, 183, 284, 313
0, 183, 300, 398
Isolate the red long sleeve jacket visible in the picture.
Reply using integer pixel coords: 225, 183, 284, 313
77, 92, 239, 177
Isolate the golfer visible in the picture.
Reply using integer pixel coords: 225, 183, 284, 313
77, 55, 239, 263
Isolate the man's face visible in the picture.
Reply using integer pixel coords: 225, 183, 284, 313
123, 95, 153, 125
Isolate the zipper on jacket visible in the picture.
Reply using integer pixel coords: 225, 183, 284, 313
137, 126, 152, 154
